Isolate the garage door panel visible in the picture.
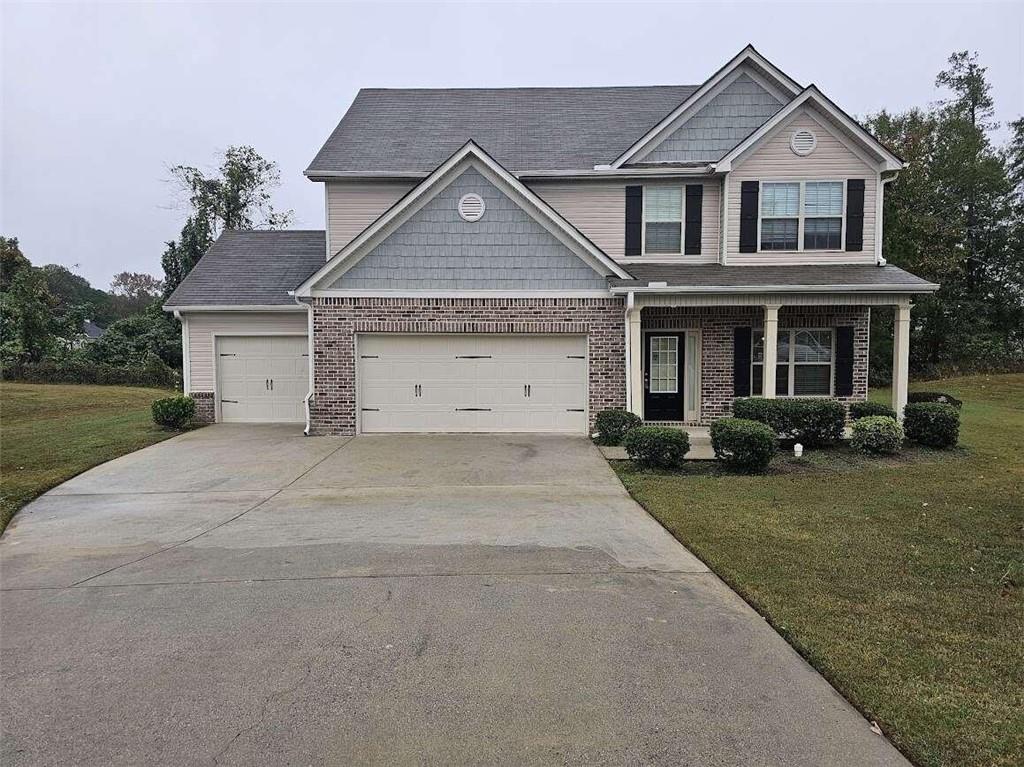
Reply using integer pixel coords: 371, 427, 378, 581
358, 334, 587, 433
216, 336, 308, 424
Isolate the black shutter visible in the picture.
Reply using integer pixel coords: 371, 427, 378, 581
684, 184, 703, 255
845, 179, 865, 251
733, 327, 752, 397
739, 181, 759, 253
835, 326, 855, 396
625, 185, 643, 256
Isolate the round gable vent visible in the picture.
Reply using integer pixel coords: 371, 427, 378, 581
458, 193, 486, 222
791, 129, 817, 156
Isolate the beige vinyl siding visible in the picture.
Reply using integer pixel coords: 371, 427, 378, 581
529, 178, 720, 263
726, 109, 877, 265
186, 311, 308, 393
326, 180, 416, 256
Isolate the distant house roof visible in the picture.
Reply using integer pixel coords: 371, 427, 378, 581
81, 320, 105, 339
609, 264, 939, 293
304, 85, 699, 177
164, 230, 325, 308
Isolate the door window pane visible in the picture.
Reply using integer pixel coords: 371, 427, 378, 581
649, 336, 678, 393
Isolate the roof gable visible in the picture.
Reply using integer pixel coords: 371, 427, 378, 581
331, 167, 608, 291
611, 45, 803, 168
295, 142, 631, 295
717, 86, 904, 172
635, 72, 785, 165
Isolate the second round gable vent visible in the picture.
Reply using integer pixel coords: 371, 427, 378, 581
458, 193, 486, 222
791, 129, 817, 156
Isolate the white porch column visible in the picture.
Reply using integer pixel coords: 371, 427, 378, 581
628, 305, 644, 417
892, 302, 911, 419
762, 304, 781, 398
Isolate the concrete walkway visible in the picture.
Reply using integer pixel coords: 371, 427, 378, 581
0, 425, 908, 766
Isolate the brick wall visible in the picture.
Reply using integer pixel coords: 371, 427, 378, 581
643, 305, 870, 422
310, 297, 626, 435
191, 391, 216, 424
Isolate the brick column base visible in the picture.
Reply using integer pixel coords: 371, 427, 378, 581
190, 391, 216, 424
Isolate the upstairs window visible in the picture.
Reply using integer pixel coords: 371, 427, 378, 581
643, 187, 683, 254
759, 181, 845, 252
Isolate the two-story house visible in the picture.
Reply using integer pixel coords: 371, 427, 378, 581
165, 46, 937, 435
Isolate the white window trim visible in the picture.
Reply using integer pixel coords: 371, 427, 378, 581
751, 328, 835, 398
642, 185, 686, 256
757, 180, 847, 254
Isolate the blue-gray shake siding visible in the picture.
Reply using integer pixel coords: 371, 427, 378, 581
640, 74, 784, 164
331, 167, 610, 291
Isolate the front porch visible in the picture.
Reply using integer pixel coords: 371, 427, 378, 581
621, 293, 913, 425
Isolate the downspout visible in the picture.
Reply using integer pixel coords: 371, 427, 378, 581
876, 171, 899, 266
172, 310, 189, 393
624, 291, 635, 411
293, 295, 314, 436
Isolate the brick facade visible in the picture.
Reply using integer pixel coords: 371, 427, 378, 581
642, 305, 870, 423
309, 297, 626, 435
191, 391, 216, 424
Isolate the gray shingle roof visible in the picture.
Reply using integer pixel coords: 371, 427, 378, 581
611, 264, 938, 291
164, 230, 325, 307
306, 86, 699, 176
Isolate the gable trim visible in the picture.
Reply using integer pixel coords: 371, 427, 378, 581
293, 141, 631, 296
611, 45, 803, 169
715, 86, 905, 172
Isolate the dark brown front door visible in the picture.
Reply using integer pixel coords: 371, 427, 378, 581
644, 333, 684, 421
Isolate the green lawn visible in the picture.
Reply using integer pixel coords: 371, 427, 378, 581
0, 382, 181, 534
614, 374, 1023, 767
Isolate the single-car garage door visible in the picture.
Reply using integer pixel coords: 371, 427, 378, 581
216, 336, 308, 423
358, 334, 588, 433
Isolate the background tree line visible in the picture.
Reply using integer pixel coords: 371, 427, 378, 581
0, 146, 291, 387
1, 53, 1021, 389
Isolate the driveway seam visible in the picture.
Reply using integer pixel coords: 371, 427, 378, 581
68, 436, 357, 587
4, 568, 716, 592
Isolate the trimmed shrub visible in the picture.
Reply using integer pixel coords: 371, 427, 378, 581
908, 391, 963, 409
848, 401, 897, 420
732, 397, 845, 447
850, 416, 903, 455
152, 395, 195, 429
623, 426, 690, 470
903, 402, 960, 448
593, 408, 643, 446
710, 418, 777, 473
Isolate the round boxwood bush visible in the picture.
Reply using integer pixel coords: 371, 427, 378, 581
849, 415, 903, 455
908, 391, 962, 409
848, 400, 897, 421
152, 395, 195, 429
732, 397, 845, 447
709, 418, 777, 473
903, 402, 960, 448
622, 426, 690, 470
592, 408, 643, 446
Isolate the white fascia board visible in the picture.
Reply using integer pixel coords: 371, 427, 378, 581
716, 87, 905, 173
611, 45, 804, 169
310, 289, 614, 299
294, 141, 631, 296
162, 304, 306, 312
609, 282, 939, 295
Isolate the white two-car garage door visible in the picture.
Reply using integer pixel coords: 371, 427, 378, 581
216, 336, 308, 423
358, 334, 588, 433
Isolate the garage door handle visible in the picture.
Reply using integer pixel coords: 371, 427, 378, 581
270, 379, 274, 391
566, 408, 585, 412
566, 355, 585, 359
455, 355, 491, 359
265, 379, 269, 390
456, 408, 491, 412
221, 399, 238, 404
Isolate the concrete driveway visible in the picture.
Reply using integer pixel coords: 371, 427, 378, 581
1, 425, 907, 766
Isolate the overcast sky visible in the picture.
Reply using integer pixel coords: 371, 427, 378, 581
2, 1, 1022, 289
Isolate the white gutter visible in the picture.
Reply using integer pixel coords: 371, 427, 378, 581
161, 304, 305, 313
609, 282, 940, 295
293, 295, 315, 436
623, 291, 634, 411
